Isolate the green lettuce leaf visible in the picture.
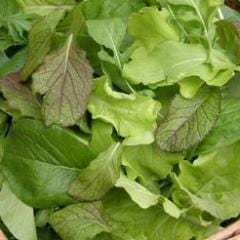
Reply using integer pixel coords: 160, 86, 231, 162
122, 144, 182, 191
94, 190, 215, 240
128, 7, 179, 51
89, 120, 114, 155
176, 141, 240, 219
156, 87, 221, 152
88, 77, 161, 145
3, 118, 95, 208
123, 41, 236, 88
199, 98, 240, 153
0, 48, 27, 77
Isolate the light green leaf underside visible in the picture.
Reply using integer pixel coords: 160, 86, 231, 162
0, 183, 37, 240
156, 87, 221, 152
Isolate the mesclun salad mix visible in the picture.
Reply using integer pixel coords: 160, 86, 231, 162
0, 0, 240, 239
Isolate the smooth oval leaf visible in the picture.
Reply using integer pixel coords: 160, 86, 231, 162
3, 118, 95, 208
32, 34, 93, 127
156, 87, 221, 152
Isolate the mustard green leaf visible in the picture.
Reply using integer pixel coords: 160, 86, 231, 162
1, 72, 41, 118
156, 87, 221, 152
32, 34, 93, 127
49, 202, 111, 240
69, 143, 122, 201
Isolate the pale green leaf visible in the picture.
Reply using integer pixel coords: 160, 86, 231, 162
156, 87, 221, 152
49, 202, 111, 240
16, 0, 75, 16
3, 118, 95, 208
0, 182, 37, 240
115, 174, 159, 209
32, 34, 93, 127
88, 77, 161, 145
128, 7, 179, 51
123, 41, 236, 87
69, 143, 122, 201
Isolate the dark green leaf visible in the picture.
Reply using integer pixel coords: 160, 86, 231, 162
3, 118, 95, 208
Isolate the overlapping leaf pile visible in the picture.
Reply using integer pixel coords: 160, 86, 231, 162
0, 0, 240, 239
